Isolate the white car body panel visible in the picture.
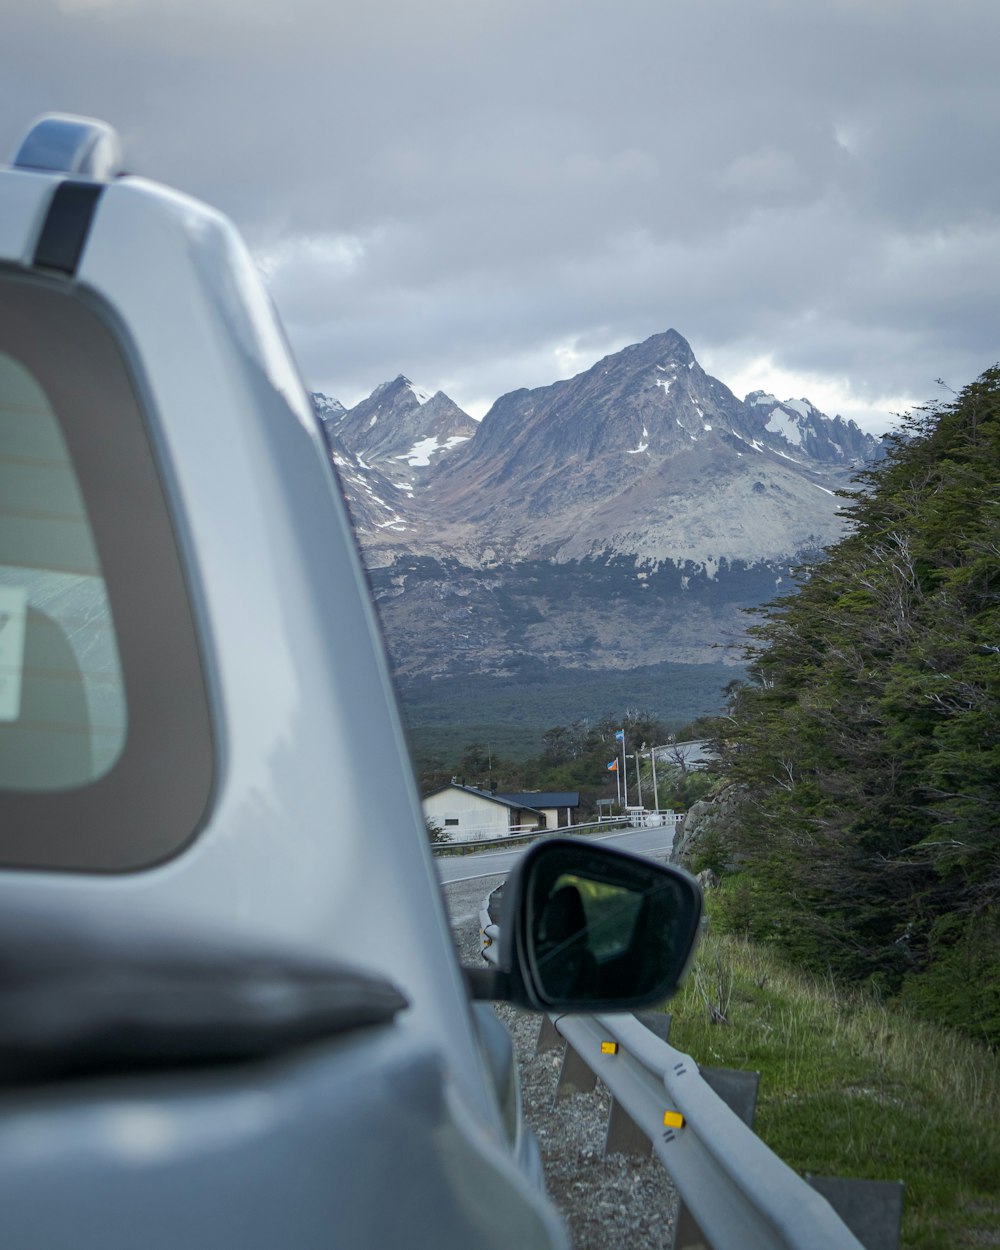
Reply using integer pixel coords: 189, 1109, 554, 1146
0, 152, 565, 1247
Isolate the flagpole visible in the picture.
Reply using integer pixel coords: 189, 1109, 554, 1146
621, 730, 629, 808
607, 755, 622, 807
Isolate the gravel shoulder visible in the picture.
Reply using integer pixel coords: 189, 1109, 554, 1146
443, 875, 678, 1250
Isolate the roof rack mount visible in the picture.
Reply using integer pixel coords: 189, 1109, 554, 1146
12, 114, 123, 181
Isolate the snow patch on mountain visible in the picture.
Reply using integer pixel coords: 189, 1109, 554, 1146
399, 433, 472, 467
765, 407, 804, 445
407, 381, 433, 405
317, 377, 478, 494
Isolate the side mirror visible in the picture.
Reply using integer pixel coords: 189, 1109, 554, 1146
467, 838, 702, 1012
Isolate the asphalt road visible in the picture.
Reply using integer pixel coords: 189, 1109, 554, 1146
441, 874, 505, 933
435, 825, 675, 884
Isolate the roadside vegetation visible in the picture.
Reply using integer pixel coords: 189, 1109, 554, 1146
668, 896, 1000, 1250
692, 369, 1000, 1049
661, 372, 1000, 1246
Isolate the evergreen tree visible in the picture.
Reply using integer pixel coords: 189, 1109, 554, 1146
716, 369, 1000, 1042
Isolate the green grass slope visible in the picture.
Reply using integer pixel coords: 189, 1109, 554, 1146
669, 911, 1000, 1250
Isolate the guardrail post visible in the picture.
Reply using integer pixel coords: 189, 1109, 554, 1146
699, 1065, 760, 1127
536, 1015, 563, 1053
605, 1098, 651, 1158
672, 1065, 761, 1250
636, 1011, 672, 1044
672, 1202, 713, 1250
805, 1177, 905, 1250
556, 1042, 598, 1099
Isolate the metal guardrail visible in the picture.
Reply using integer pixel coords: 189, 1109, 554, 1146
433, 819, 627, 854
478, 895, 903, 1250
434, 812, 682, 853
553, 1012, 868, 1250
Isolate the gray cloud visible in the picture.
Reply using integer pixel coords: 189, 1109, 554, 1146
3, 0, 998, 430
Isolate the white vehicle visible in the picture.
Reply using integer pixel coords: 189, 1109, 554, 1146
0, 114, 701, 1249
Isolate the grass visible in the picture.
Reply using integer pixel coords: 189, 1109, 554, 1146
667, 924, 1000, 1249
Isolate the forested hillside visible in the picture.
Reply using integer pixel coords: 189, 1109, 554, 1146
702, 369, 1000, 1045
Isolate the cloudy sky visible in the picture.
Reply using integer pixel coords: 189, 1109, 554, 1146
4, 0, 998, 432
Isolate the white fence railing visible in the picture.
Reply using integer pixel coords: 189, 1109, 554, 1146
435, 819, 615, 853
434, 813, 678, 853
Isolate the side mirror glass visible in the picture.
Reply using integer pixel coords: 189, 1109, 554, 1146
485, 838, 702, 1012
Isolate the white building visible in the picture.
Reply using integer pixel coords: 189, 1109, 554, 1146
422, 785, 580, 843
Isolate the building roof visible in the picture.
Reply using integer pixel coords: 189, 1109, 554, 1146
423, 783, 543, 814
496, 792, 580, 809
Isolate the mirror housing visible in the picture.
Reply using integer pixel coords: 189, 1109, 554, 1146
466, 838, 702, 1012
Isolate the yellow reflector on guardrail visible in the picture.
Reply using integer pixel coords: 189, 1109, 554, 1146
601, 1041, 619, 1055
663, 1110, 685, 1129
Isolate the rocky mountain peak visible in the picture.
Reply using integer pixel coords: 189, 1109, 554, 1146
318, 375, 476, 493
324, 330, 888, 691
619, 327, 696, 368
367, 374, 433, 405
312, 391, 346, 422
430, 328, 753, 508
327, 329, 883, 571
743, 391, 878, 466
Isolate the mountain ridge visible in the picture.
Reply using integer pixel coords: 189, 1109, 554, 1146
321, 329, 878, 570
313, 330, 881, 712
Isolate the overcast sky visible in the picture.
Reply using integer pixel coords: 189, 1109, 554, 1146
4, 0, 999, 432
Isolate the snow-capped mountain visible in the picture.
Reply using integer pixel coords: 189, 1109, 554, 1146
416, 329, 876, 570
313, 391, 347, 423
744, 391, 878, 466
320, 375, 477, 492
319, 331, 882, 687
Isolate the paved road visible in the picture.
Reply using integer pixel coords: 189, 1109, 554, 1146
435, 825, 675, 884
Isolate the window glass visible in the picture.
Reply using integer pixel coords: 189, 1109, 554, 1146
0, 275, 213, 871
0, 352, 127, 788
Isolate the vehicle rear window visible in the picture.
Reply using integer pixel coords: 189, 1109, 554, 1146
0, 350, 127, 788
0, 274, 214, 871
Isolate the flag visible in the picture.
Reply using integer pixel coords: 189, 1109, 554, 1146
615, 729, 624, 742
607, 759, 618, 771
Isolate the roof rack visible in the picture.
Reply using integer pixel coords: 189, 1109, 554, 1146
12, 113, 123, 180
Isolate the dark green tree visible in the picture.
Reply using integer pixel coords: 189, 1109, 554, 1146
715, 369, 1000, 1041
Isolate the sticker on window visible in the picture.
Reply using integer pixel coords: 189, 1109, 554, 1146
0, 585, 28, 721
